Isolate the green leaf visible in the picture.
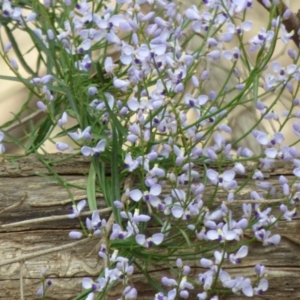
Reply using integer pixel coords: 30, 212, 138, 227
111, 127, 122, 224
3, 24, 36, 76
87, 163, 97, 211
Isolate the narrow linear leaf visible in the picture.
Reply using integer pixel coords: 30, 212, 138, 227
4, 24, 36, 76
87, 162, 97, 211
111, 127, 121, 224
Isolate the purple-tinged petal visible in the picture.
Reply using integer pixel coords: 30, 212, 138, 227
152, 233, 164, 245
81, 146, 92, 156
265, 148, 278, 158
223, 170, 235, 181
37, 101, 47, 111
256, 133, 269, 145
241, 20, 253, 31
198, 95, 209, 105
242, 278, 253, 297
77, 200, 86, 211
293, 167, 300, 177
82, 277, 93, 289
234, 163, 245, 174
56, 142, 71, 152
96, 140, 106, 151
150, 184, 162, 196
171, 206, 184, 218
265, 234, 281, 246
200, 258, 213, 268
130, 189, 143, 201
207, 169, 218, 181
206, 230, 218, 240
69, 231, 82, 239
135, 234, 146, 246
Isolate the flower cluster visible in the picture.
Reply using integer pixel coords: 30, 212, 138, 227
36, 268, 52, 299
1, 0, 300, 299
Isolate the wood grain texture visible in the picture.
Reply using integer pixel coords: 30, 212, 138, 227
0, 154, 299, 299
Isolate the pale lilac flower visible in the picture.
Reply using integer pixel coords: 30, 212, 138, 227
41, 74, 53, 84
37, 101, 47, 111
68, 199, 86, 218
58, 112, 68, 127
44, 0, 51, 8
25, 12, 37, 22
144, 184, 162, 204
10, 58, 18, 70
88, 86, 98, 95
200, 258, 214, 269
4, 41, 12, 52
219, 270, 237, 289
85, 293, 94, 300
255, 229, 281, 246
242, 203, 252, 219
129, 189, 143, 202
293, 167, 300, 177
197, 292, 207, 300
162, 276, 177, 287
265, 148, 278, 158
280, 23, 294, 44
110, 223, 134, 240
47, 29, 55, 40
113, 77, 130, 91
206, 169, 237, 190
233, 162, 245, 174
206, 50, 221, 61
124, 153, 139, 171
104, 57, 116, 74
75, 54, 91, 71
229, 246, 248, 264
248, 28, 274, 53
179, 276, 194, 290
154, 289, 176, 300
0, 132, 5, 154
69, 126, 92, 141
82, 276, 108, 296
255, 264, 266, 277
2, 0, 13, 17
76, 0, 90, 13
123, 286, 137, 299
254, 205, 271, 222
232, 0, 248, 13
69, 231, 83, 239
114, 200, 124, 209
232, 277, 253, 297
0, 143, 5, 154
36, 279, 52, 298
253, 130, 284, 146
56, 142, 73, 152
254, 278, 268, 295
120, 209, 150, 224
98, 242, 111, 260
237, 147, 254, 157
288, 49, 297, 60
293, 122, 300, 137
77, 39, 92, 53
135, 233, 164, 247
206, 223, 237, 242
280, 204, 296, 221
81, 140, 106, 156
86, 211, 106, 235
198, 270, 214, 291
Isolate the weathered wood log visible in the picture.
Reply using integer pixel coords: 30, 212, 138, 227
0, 154, 299, 299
